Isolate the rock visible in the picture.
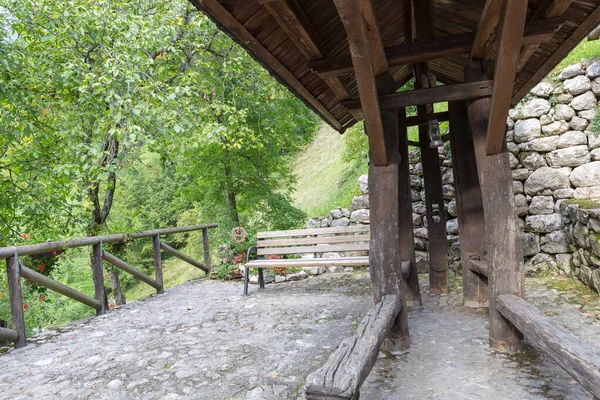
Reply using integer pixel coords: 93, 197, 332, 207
559, 63, 583, 80
540, 114, 554, 126
553, 104, 576, 121
512, 168, 530, 181
525, 253, 558, 276
525, 214, 564, 233
529, 196, 554, 215
507, 116, 515, 130
414, 237, 428, 251
509, 108, 520, 120
579, 108, 597, 120
587, 60, 600, 79
414, 226, 428, 239
331, 217, 350, 227
519, 152, 546, 170
415, 251, 429, 273
274, 275, 286, 283
246, 387, 265, 399
413, 201, 426, 215
507, 130, 514, 142
590, 218, 600, 233
351, 194, 369, 210
571, 91, 597, 111
341, 208, 351, 218
507, 141, 520, 155
557, 131, 587, 148
286, 271, 308, 281
515, 194, 529, 217
555, 253, 572, 275
542, 231, 570, 254
588, 131, 600, 150
530, 82, 554, 97
527, 136, 559, 152
358, 174, 369, 194
520, 232, 540, 256
574, 186, 600, 199
569, 116, 589, 131
330, 208, 343, 219
446, 199, 457, 217
541, 121, 567, 136
108, 379, 124, 390
411, 175, 423, 189
412, 213, 422, 225
546, 146, 590, 167
591, 148, 600, 161
573, 222, 588, 248
592, 78, 600, 96
563, 75, 592, 95
514, 119, 541, 143
303, 267, 326, 276
350, 209, 370, 224
570, 162, 600, 187
513, 181, 524, 195
446, 218, 459, 235
518, 98, 551, 118
442, 184, 455, 200
442, 169, 454, 184
554, 93, 573, 104
553, 188, 574, 199
523, 167, 570, 195
508, 152, 519, 169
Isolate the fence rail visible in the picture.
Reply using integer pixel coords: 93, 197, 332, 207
1, 223, 217, 349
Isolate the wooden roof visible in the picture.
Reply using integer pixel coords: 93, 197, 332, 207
191, 0, 600, 133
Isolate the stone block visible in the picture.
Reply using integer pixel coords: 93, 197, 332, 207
570, 91, 597, 111
570, 162, 600, 187
541, 231, 569, 254
358, 174, 368, 194
521, 232, 540, 256
529, 196, 554, 214
563, 75, 591, 95
350, 209, 369, 224
546, 146, 590, 167
559, 63, 583, 80
557, 131, 587, 148
523, 167, 570, 195
553, 104, 576, 121
514, 118, 541, 143
525, 214, 564, 233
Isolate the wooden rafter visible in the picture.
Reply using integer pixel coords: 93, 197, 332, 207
517, 0, 574, 71
514, 4, 600, 103
334, 0, 388, 166
192, 0, 344, 131
470, 0, 503, 61
486, 0, 528, 155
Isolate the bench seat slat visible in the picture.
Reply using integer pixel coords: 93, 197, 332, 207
245, 257, 369, 269
258, 234, 370, 247
258, 225, 370, 239
257, 243, 369, 256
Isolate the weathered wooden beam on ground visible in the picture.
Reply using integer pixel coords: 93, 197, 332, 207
309, 19, 564, 78
159, 242, 210, 274
466, 60, 525, 353
485, 0, 528, 155
6, 256, 26, 348
153, 235, 164, 294
304, 294, 402, 400
102, 250, 162, 291
0, 327, 19, 343
448, 101, 489, 307
333, 0, 389, 165
92, 243, 107, 315
496, 294, 600, 398
340, 81, 493, 111
20, 265, 101, 310
398, 108, 422, 306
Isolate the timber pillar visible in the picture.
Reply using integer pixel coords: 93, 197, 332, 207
368, 73, 410, 352
448, 101, 489, 308
465, 60, 525, 353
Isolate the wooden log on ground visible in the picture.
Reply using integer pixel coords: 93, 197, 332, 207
448, 101, 489, 308
153, 235, 164, 294
102, 251, 161, 291
496, 294, 600, 398
304, 294, 402, 400
0, 327, 19, 343
202, 228, 211, 271
20, 265, 101, 310
469, 260, 489, 278
6, 256, 26, 348
92, 243, 107, 315
160, 242, 210, 274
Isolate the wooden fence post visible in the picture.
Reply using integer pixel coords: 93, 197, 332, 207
91, 243, 107, 315
6, 255, 26, 348
202, 228, 211, 271
152, 235, 164, 294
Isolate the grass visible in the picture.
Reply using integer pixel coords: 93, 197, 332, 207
291, 124, 367, 217
550, 39, 600, 79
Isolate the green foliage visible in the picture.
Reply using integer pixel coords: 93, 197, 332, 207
552, 39, 600, 77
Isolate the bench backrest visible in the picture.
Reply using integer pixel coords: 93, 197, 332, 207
256, 225, 370, 256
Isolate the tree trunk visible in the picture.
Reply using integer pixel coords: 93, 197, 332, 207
223, 158, 240, 225
107, 269, 126, 306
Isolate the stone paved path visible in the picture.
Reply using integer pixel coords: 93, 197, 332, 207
0, 272, 599, 399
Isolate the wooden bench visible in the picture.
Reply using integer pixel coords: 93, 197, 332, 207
243, 225, 370, 295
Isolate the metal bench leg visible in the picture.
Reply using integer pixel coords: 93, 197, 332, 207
258, 268, 265, 290
244, 267, 250, 296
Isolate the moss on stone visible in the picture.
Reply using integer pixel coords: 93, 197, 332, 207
565, 199, 600, 209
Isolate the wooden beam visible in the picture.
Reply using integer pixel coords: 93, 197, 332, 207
304, 294, 402, 400
470, 0, 503, 60
6, 256, 26, 348
102, 250, 162, 291
340, 80, 494, 111
518, 0, 574, 70
513, 5, 600, 104
496, 294, 600, 398
191, 0, 344, 131
334, 0, 388, 165
406, 111, 449, 127
309, 19, 564, 78
485, 0, 528, 155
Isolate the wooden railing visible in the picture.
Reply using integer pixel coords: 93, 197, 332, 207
0, 223, 217, 349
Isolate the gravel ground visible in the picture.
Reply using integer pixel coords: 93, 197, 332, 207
0, 271, 598, 399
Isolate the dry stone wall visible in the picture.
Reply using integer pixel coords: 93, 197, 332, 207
306, 59, 600, 289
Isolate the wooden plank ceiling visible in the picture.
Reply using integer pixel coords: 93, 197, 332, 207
191, 0, 600, 136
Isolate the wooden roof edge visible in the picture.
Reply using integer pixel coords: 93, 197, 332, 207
512, 3, 600, 105
191, 0, 351, 133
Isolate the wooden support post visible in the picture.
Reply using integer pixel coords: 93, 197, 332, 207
368, 73, 410, 352
465, 60, 525, 353
152, 235, 164, 294
202, 228, 211, 271
91, 243, 107, 315
398, 107, 421, 307
448, 101, 489, 308
6, 255, 26, 348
